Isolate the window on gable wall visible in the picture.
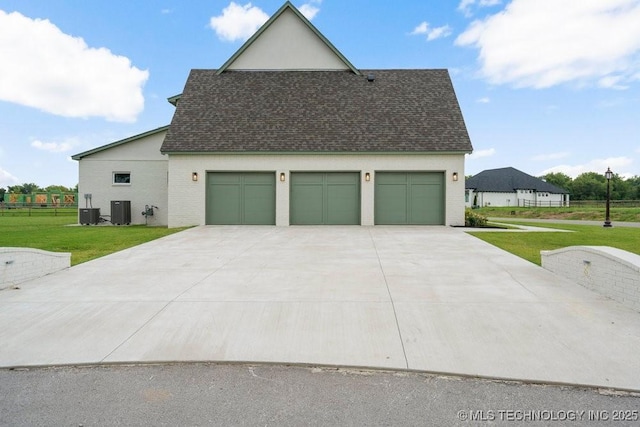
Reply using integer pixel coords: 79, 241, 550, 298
113, 172, 131, 185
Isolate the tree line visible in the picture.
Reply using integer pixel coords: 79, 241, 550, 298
541, 172, 640, 201
0, 183, 78, 200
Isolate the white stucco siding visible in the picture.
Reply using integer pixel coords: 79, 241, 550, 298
167, 153, 465, 228
76, 131, 168, 225
227, 8, 350, 71
83, 131, 167, 161
465, 190, 568, 208
476, 192, 518, 208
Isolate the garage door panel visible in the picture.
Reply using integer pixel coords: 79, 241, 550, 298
290, 172, 360, 225
243, 173, 275, 185
244, 183, 275, 225
376, 172, 444, 225
293, 173, 324, 184
375, 184, 408, 224
409, 183, 441, 225
375, 173, 407, 185
327, 184, 360, 225
422, 183, 444, 225
326, 173, 358, 185
291, 184, 324, 225
208, 184, 241, 224
207, 173, 275, 225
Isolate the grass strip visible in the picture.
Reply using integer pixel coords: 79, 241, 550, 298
0, 216, 188, 265
469, 221, 640, 265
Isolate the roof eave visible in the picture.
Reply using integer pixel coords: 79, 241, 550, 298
72, 125, 170, 160
159, 149, 471, 155
167, 94, 181, 106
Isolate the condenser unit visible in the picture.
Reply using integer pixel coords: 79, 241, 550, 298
110, 200, 131, 225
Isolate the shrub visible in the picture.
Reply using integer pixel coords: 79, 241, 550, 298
465, 209, 488, 227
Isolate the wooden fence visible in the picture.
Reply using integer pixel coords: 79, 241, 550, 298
0, 204, 78, 217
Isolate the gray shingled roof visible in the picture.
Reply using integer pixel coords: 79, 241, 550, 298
466, 167, 569, 194
161, 69, 473, 153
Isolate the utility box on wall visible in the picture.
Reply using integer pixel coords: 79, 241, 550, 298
111, 200, 131, 225
79, 208, 100, 225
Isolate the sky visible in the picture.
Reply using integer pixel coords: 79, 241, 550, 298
1, 0, 639, 189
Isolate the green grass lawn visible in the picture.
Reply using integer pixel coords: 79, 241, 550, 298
469, 222, 640, 265
476, 206, 640, 222
0, 216, 188, 265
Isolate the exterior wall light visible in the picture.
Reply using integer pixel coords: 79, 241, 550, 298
280, 172, 286, 182
365, 172, 371, 182
192, 172, 198, 182
452, 172, 459, 182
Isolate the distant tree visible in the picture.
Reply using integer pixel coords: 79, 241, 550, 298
6, 183, 44, 194
0, 187, 5, 201
571, 172, 606, 200
610, 174, 631, 200
626, 176, 640, 200
540, 172, 572, 192
45, 185, 74, 193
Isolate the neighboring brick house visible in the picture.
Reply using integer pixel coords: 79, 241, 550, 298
73, 1, 473, 227
465, 167, 570, 208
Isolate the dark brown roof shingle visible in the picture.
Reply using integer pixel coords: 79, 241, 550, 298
161, 69, 473, 153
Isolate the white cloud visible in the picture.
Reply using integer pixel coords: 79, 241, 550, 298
538, 157, 633, 178
458, 0, 502, 17
476, 97, 490, 103
455, 0, 640, 89
531, 152, 570, 161
0, 167, 20, 188
467, 148, 496, 159
299, 0, 322, 20
410, 22, 452, 41
31, 139, 76, 153
160, 9, 172, 15
427, 25, 452, 41
411, 22, 429, 35
0, 10, 148, 122
209, 2, 269, 42
598, 75, 628, 90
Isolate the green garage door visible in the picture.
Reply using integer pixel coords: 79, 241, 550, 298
375, 172, 444, 225
290, 173, 360, 225
206, 173, 275, 225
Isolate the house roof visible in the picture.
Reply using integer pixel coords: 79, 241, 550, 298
465, 167, 569, 194
217, 1, 359, 74
71, 125, 169, 160
161, 69, 473, 154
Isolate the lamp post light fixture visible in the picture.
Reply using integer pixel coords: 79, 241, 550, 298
603, 167, 613, 228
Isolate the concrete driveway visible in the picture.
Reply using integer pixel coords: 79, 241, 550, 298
1, 226, 639, 391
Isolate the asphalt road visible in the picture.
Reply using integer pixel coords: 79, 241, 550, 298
1, 363, 638, 426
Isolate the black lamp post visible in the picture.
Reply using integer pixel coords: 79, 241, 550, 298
603, 167, 613, 228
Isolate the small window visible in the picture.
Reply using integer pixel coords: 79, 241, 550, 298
113, 172, 131, 185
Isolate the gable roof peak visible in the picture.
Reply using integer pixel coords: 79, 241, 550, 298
217, 1, 359, 75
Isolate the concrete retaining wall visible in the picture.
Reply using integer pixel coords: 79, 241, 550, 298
0, 248, 71, 289
541, 246, 640, 312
